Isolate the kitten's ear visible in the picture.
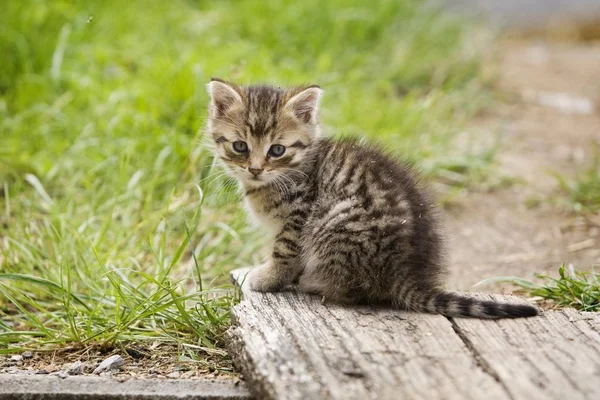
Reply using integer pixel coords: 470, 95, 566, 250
207, 78, 243, 117
284, 85, 322, 124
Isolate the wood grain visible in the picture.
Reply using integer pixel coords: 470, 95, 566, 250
452, 294, 600, 400
227, 268, 600, 400
228, 269, 499, 399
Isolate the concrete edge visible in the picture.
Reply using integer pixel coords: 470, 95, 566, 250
0, 374, 252, 400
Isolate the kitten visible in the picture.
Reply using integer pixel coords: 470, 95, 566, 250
206, 78, 538, 318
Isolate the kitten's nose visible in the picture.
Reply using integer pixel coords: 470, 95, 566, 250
248, 167, 263, 177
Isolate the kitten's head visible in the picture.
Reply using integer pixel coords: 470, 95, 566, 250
206, 78, 322, 188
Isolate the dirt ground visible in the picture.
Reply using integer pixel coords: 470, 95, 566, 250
445, 38, 600, 291
0, 342, 238, 381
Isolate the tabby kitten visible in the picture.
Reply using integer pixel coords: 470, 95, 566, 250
206, 78, 538, 318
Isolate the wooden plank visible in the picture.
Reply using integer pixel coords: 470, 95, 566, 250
452, 294, 600, 400
227, 269, 511, 400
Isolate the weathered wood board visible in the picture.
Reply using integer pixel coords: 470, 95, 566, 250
452, 294, 600, 400
227, 268, 600, 400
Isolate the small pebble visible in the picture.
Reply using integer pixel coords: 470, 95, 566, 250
57, 371, 69, 379
22, 351, 33, 359
67, 361, 83, 375
35, 369, 49, 375
10, 355, 23, 362
93, 355, 124, 374
180, 371, 194, 379
167, 371, 180, 379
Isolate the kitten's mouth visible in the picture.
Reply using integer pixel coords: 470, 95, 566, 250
243, 175, 267, 187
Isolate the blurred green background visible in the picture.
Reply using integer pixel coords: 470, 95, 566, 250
0, 0, 488, 353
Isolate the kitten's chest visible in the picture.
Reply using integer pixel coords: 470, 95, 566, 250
244, 196, 285, 235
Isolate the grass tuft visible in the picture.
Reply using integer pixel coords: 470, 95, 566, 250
554, 151, 600, 214
477, 264, 600, 312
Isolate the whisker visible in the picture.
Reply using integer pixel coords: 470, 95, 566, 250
277, 173, 297, 190
286, 168, 309, 180
199, 171, 228, 183
213, 176, 240, 202
199, 172, 231, 190
273, 176, 291, 200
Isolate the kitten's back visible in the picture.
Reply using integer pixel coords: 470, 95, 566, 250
304, 137, 538, 318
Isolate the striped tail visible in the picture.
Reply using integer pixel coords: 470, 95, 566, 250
405, 290, 538, 319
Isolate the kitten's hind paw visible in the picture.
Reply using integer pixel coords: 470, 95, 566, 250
247, 264, 286, 292
298, 273, 325, 296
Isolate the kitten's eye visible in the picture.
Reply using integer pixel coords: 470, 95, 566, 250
268, 144, 286, 157
232, 141, 248, 153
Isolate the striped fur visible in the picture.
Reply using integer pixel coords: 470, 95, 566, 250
206, 79, 538, 319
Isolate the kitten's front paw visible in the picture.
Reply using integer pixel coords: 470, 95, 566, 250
247, 264, 285, 292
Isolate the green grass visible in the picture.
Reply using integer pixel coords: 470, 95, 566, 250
478, 264, 600, 312
554, 150, 600, 214
1, 0, 491, 358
